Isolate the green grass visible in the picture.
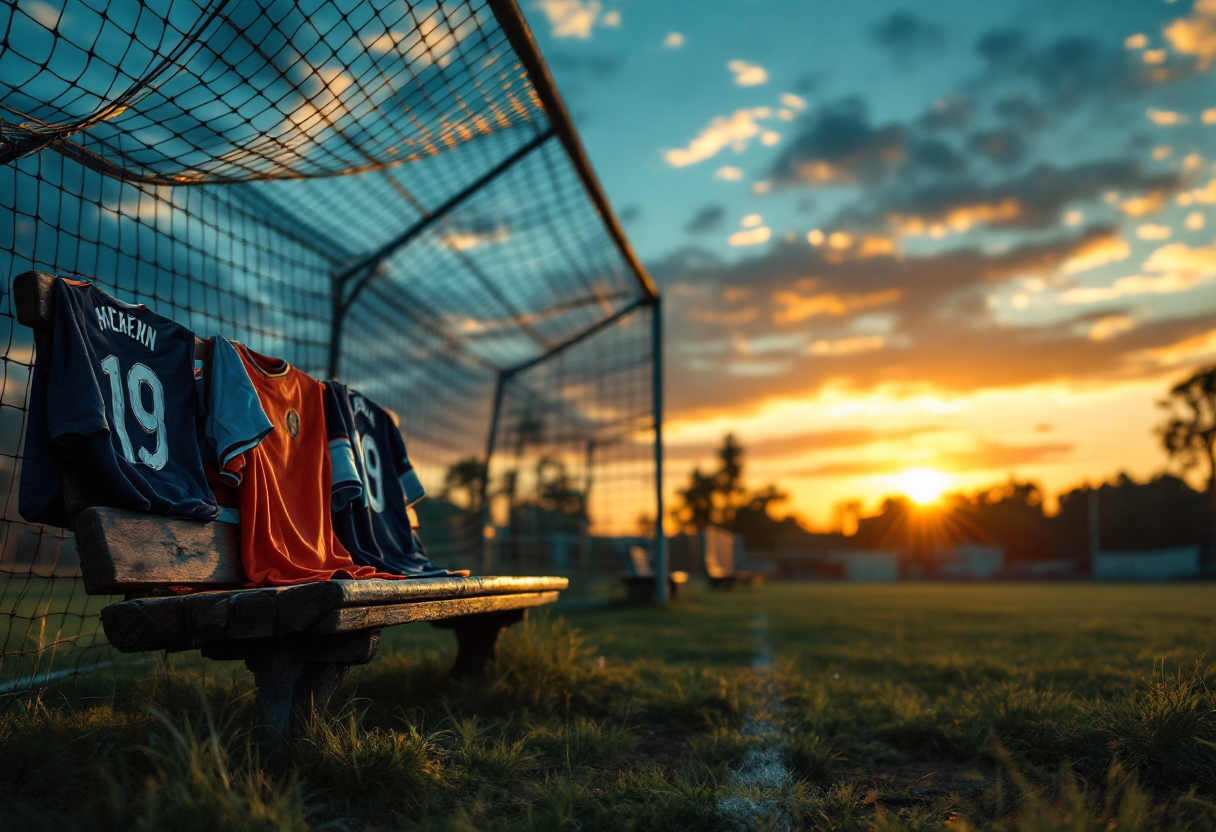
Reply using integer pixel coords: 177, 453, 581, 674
1, 583, 1214, 830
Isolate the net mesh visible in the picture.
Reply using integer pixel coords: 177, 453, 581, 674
0, 0, 658, 694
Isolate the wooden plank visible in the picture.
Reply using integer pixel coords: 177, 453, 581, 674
101, 595, 189, 652
229, 589, 279, 639
101, 586, 562, 651
316, 591, 561, 633
186, 593, 232, 643
275, 574, 567, 628
73, 507, 244, 593
13, 270, 57, 329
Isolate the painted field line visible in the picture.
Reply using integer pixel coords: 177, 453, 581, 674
717, 612, 797, 831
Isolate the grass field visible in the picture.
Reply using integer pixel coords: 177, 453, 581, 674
1, 583, 1214, 831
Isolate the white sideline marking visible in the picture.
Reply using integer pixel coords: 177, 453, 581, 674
716, 613, 796, 831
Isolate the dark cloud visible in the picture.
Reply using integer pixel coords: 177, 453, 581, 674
685, 204, 725, 234
870, 12, 947, 61
980, 33, 1194, 108
839, 159, 1180, 232
793, 73, 824, 94
974, 28, 1026, 63
773, 100, 1181, 234
992, 93, 1045, 131
908, 138, 967, 174
968, 127, 1027, 166
770, 98, 971, 188
1022, 36, 1125, 104
656, 229, 1216, 416
918, 96, 975, 132
769, 98, 910, 186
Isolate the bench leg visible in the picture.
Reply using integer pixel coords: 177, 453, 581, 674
205, 631, 380, 766
294, 663, 351, 717
622, 577, 655, 604
432, 609, 526, 679
244, 651, 306, 760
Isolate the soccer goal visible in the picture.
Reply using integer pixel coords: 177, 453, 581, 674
0, 0, 665, 694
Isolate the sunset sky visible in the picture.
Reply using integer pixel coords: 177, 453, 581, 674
526, 0, 1216, 527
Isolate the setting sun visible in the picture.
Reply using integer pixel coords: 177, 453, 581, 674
898, 467, 951, 505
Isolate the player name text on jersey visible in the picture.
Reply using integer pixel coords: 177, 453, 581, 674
95, 305, 156, 352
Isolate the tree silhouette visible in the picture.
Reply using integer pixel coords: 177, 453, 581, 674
443, 457, 488, 512
536, 456, 586, 518
1158, 367, 1216, 504
673, 434, 792, 546
675, 465, 719, 529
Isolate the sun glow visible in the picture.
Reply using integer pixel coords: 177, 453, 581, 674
898, 467, 951, 505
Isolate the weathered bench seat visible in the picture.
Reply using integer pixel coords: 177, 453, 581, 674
77, 505, 563, 654
72, 507, 568, 754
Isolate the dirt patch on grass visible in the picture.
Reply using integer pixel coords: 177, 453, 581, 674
635, 729, 691, 770
847, 757, 991, 811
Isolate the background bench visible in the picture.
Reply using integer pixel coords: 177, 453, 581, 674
14, 270, 567, 757
703, 525, 760, 589
621, 544, 687, 602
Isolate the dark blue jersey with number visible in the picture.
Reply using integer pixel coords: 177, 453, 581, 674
325, 381, 448, 576
19, 277, 221, 525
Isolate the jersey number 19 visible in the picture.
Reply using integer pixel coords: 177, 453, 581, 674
100, 354, 168, 470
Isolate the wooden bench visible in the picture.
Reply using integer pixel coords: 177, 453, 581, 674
621, 545, 687, 602
703, 526, 760, 589
14, 270, 567, 757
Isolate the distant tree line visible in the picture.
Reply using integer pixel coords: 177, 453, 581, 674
850, 474, 1211, 566
672, 360, 1216, 564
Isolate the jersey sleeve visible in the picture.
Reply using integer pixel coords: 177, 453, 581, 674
391, 426, 426, 507
206, 337, 274, 486
323, 381, 363, 511
45, 278, 111, 442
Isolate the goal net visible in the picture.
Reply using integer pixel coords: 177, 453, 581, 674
0, 0, 661, 694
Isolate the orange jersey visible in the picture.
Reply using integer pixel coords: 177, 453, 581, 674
226, 344, 395, 586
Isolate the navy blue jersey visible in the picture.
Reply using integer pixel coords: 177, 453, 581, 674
325, 381, 448, 576
19, 277, 220, 525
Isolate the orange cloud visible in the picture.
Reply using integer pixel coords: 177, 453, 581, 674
790, 440, 1074, 477
728, 226, 771, 247
1147, 108, 1188, 126
1060, 235, 1130, 274
1118, 192, 1166, 216
809, 335, 886, 356
1142, 240, 1216, 278
1165, 0, 1216, 69
1062, 272, 1206, 304
1087, 315, 1137, 341
773, 288, 903, 323
661, 229, 1216, 417
665, 108, 771, 167
665, 425, 945, 461
688, 307, 760, 325
891, 199, 1021, 236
